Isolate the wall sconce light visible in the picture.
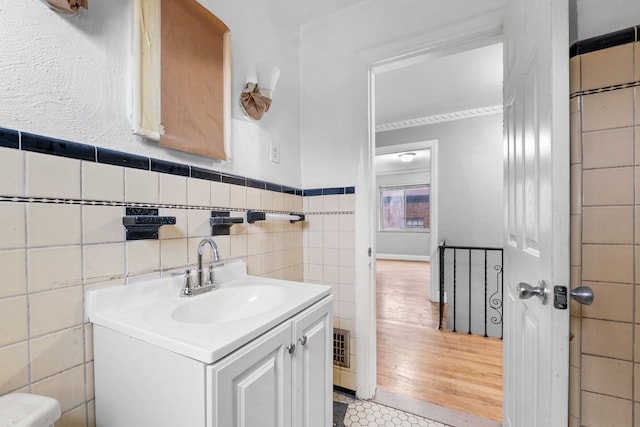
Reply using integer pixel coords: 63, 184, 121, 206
41, 0, 88, 13
240, 62, 280, 121
399, 152, 416, 162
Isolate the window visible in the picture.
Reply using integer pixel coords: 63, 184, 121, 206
379, 185, 430, 231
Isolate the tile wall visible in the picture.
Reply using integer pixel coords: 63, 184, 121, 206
303, 190, 356, 389
0, 129, 357, 426
570, 26, 640, 427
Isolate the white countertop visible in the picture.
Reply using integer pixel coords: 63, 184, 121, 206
87, 261, 332, 364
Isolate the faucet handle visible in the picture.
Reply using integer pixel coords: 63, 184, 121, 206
182, 269, 193, 296
207, 265, 215, 285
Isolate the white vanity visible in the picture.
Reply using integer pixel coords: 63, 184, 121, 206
87, 261, 333, 427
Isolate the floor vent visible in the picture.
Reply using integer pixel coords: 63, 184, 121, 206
333, 328, 350, 368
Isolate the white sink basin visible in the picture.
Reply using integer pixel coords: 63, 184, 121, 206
87, 261, 331, 364
170, 284, 287, 324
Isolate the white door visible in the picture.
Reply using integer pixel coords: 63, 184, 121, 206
502, 0, 570, 426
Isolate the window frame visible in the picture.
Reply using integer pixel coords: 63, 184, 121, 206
378, 184, 430, 233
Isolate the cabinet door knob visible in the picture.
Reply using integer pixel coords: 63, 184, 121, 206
299, 335, 308, 346
287, 344, 296, 354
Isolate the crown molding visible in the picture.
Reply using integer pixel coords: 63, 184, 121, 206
376, 104, 503, 132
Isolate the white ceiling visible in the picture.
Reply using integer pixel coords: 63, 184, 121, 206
376, 149, 430, 174
375, 42, 503, 125
275, 0, 371, 26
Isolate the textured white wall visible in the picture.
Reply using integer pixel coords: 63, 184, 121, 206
0, 0, 302, 186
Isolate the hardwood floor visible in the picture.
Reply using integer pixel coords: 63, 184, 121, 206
376, 260, 503, 422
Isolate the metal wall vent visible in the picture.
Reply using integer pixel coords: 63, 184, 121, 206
333, 328, 350, 368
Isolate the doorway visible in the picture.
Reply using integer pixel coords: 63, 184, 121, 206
369, 41, 504, 423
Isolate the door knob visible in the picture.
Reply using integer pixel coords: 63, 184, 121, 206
517, 280, 548, 305
570, 286, 594, 305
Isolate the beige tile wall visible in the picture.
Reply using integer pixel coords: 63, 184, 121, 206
303, 193, 356, 389
571, 40, 639, 426
0, 148, 361, 426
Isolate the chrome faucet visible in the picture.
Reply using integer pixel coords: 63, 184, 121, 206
181, 237, 221, 297
197, 237, 221, 287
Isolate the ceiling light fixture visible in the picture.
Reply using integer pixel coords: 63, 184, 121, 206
398, 152, 416, 162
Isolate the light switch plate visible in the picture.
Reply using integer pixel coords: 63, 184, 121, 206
270, 140, 280, 164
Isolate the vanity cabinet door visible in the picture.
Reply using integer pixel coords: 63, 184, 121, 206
206, 321, 293, 427
292, 297, 333, 427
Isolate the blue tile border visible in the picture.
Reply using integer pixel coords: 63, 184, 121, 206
570, 26, 638, 57
190, 166, 221, 182
151, 158, 190, 176
22, 132, 96, 161
97, 147, 150, 170
0, 127, 355, 196
0, 128, 19, 149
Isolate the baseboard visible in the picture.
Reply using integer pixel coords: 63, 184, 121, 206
333, 385, 356, 396
376, 254, 430, 262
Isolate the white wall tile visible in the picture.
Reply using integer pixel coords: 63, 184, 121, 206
82, 206, 124, 244
261, 252, 275, 275
31, 365, 85, 413
0, 296, 28, 346
26, 152, 80, 199
83, 243, 125, 283
306, 247, 321, 265
306, 215, 324, 233
59, 403, 88, 427
340, 301, 355, 321
82, 162, 124, 201
0, 204, 25, 249
160, 238, 188, 270
86, 360, 94, 400
323, 195, 340, 212
211, 182, 230, 208
29, 286, 83, 336
339, 266, 355, 285
125, 168, 158, 203
0, 147, 24, 196
307, 196, 323, 212
126, 240, 160, 275
27, 204, 81, 247
339, 194, 355, 211
230, 234, 248, 259
323, 265, 340, 284
28, 246, 82, 292
272, 192, 284, 211
340, 214, 355, 232
30, 326, 84, 382
159, 174, 187, 205
229, 185, 246, 209
187, 210, 211, 238
0, 250, 26, 298
323, 232, 340, 249
246, 187, 261, 209
187, 178, 210, 206
324, 248, 340, 266
0, 342, 29, 394
323, 215, 340, 231
340, 231, 355, 249
158, 209, 188, 240
339, 248, 356, 267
